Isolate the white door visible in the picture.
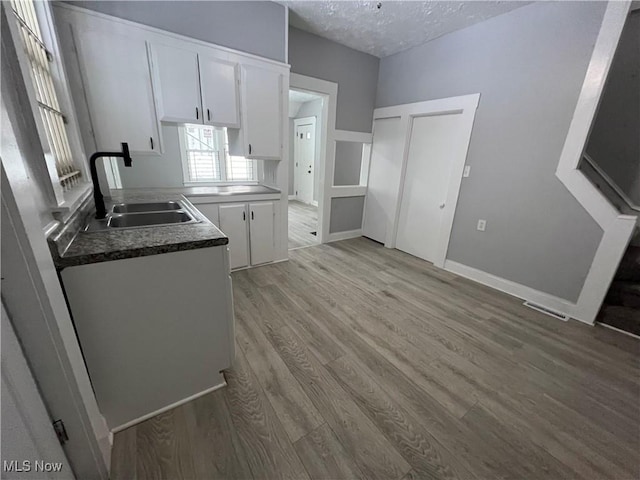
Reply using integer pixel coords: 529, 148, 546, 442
362, 117, 403, 244
74, 27, 160, 154
219, 204, 249, 269
2, 304, 70, 479
396, 114, 462, 263
243, 65, 281, 159
152, 42, 202, 124
199, 56, 240, 128
294, 121, 315, 204
249, 202, 275, 265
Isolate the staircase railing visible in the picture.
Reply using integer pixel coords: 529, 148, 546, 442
582, 153, 640, 213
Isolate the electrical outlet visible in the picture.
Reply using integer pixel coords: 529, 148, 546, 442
463, 165, 471, 177
477, 219, 486, 231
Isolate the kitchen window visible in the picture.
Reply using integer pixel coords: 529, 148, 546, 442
180, 124, 257, 185
9, 0, 82, 192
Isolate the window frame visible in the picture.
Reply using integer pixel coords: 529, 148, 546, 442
178, 124, 260, 186
5, 0, 90, 213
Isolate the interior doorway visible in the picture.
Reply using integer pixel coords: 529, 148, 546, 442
288, 88, 324, 249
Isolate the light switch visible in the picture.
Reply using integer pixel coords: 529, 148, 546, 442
477, 219, 486, 231
463, 165, 471, 177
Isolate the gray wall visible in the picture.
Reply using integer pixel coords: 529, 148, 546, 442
63, 1, 287, 62
586, 10, 640, 205
289, 27, 379, 133
334, 141, 363, 186
330, 196, 365, 233
118, 125, 184, 189
376, 1, 607, 302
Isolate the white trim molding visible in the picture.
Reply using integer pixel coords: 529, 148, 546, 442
445, 260, 577, 318
334, 130, 373, 143
111, 375, 227, 433
290, 73, 338, 245
331, 185, 367, 198
327, 229, 363, 243
554, 0, 636, 325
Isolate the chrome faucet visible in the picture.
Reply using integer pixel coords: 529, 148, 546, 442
89, 143, 132, 219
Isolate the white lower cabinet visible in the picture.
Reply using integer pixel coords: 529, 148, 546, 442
199, 201, 274, 269
249, 202, 275, 265
219, 204, 249, 269
60, 247, 234, 430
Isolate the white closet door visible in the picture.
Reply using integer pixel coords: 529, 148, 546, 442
362, 117, 403, 244
396, 113, 462, 264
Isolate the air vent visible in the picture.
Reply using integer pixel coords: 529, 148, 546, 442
523, 301, 569, 321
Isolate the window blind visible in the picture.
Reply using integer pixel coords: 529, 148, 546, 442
183, 125, 256, 183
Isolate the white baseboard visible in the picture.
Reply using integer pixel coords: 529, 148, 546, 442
327, 229, 362, 243
111, 374, 227, 433
288, 195, 296, 200
311, 200, 318, 207
443, 260, 581, 323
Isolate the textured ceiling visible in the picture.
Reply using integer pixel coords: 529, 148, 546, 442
282, 1, 530, 58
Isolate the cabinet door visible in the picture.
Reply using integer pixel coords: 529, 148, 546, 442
152, 43, 202, 124
219, 204, 249, 269
73, 27, 160, 154
193, 203, 219, 227
199, 56, 239, 128
243, 65, 282, 159
249, 202, 275, 265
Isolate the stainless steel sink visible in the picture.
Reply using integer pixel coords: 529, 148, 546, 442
112, 201, 181, 213
108, 211, 194, 228
83, 199, 202, 232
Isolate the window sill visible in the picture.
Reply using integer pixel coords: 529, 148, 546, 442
50, 182, 92, 223
183, 181, 260, 187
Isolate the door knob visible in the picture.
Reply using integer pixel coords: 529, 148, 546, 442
439, 203, 445, 209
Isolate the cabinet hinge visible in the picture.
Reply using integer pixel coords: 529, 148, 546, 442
53, 419, 69, 445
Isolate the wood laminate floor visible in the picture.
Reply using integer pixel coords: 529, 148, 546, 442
112, 238, 640, 480
288, 200, 318, 250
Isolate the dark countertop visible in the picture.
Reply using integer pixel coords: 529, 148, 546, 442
50, 192, 229, 269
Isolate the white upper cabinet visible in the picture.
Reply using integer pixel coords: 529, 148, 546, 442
55, 5, 286, 160
152, 43, 201, 124
199, 56, 240, 128
152, 44, 239, 127
229, 65, 282, 160
73, 27, 160, 154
